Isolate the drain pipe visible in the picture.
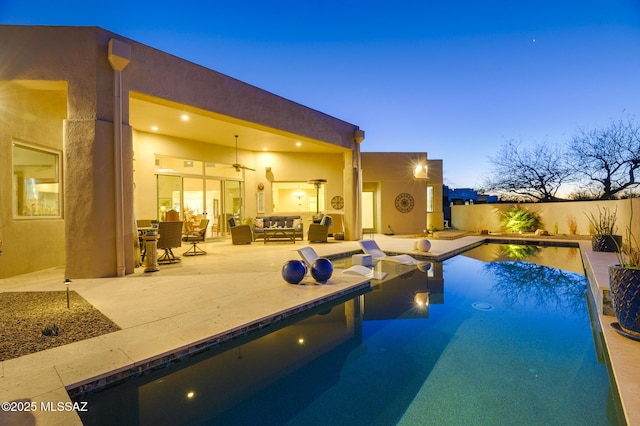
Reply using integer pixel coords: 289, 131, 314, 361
108, 39, 131, 277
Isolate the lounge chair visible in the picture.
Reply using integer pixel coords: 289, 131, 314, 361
228, 217, 253, 245
307, 215, 332, 242
297, 246, 319, 267
358, 240, 426, 265
182, 219, 209, 256
297, 246, 387, 279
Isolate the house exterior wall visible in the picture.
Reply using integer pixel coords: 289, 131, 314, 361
0, 82, 68, 277
0, 25, 363, 278
426, 159, 445, 230
361, 152, 444, 235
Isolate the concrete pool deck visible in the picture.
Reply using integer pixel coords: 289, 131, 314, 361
0, 234, 637, 425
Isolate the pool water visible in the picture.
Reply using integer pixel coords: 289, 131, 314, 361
76, 244, 623, 425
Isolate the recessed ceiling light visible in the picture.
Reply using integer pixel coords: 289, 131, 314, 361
263, 147, 268, 151
296, 142, 301, 147
151, 126, 158, 131
181, 114, 189, 121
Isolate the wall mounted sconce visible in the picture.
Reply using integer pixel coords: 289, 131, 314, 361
293, 190, 305, 209
413, 164, 428, 179
265, 166, 272, 172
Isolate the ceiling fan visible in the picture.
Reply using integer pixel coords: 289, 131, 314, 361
232, 135, 255, 172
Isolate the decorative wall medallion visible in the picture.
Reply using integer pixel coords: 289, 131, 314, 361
395, 193, 414, 213
331, 195, 344, 209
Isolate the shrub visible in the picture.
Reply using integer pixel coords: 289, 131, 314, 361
501, 207, 541, 233
42, 323, 59, 336
567, 216, 578, 235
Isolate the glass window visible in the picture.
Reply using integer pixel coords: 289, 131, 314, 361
155, 156, 203, 175
427, 186, 434, 213
225, 180, 244, 224
272, 182, 324, 213
157, 175, 182, 221
13, 143, 61, 217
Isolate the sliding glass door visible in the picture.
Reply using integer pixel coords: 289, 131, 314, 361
157, 175, 182, 221
223, 180, 243, 233
156, 175, 239, 237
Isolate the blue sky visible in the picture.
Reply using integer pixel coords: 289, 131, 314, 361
2, 1, 639, 188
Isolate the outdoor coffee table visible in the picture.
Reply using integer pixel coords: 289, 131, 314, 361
263, 227, 296, 244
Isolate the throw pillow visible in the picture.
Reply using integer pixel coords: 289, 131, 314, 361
255, 218, 264, 229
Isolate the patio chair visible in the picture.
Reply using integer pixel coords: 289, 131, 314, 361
157, 221, 184, 263
358, 239, 426, 266
228, 217, 253, 245
298, 246, 387, 279
297, 246, 319, 267
307, 215, 332, 243
182, 219, 209, 256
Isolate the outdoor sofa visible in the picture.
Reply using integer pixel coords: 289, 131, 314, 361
253, 216, 304, 241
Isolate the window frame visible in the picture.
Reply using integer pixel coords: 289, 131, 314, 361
271, 181, 325, 214
12, 141, 62, 219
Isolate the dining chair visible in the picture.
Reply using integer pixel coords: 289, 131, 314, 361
157, 221, 184, 263
182, 219, 210, 256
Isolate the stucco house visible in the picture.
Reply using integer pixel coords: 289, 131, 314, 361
0, 25, 443, 279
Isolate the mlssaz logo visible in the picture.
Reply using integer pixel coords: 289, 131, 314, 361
40, 401, 89, 412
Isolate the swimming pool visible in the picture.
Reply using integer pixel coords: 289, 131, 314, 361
75, 244, 623, 425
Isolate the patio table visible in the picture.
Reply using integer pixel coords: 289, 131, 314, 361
263, 227, 296, 244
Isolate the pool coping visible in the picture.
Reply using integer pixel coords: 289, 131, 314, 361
66, 280, 372, 397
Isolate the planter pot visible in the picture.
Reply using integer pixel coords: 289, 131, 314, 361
609, 265, 640, 339
592, 234, 622, 252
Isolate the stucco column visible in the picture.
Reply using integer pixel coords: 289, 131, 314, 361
344, 129, 364, 240
108, 39, 132, 277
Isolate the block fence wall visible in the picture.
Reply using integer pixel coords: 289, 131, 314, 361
451, 198, 640, 238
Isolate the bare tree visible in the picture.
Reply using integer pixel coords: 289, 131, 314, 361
484, 140, 572, 202
567, 117, 640, 199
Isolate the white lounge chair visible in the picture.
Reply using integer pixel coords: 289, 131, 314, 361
297, 246, 319, 267
297, 246, 387, 279
358, 240, 426, 266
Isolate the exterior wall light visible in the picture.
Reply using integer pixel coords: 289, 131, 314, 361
414, 164, 428, 179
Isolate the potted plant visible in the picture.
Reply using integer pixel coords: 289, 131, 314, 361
608, 199, 640, 339
585, 205, 621, 252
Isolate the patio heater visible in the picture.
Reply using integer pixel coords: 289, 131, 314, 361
308, 179, 327, 219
